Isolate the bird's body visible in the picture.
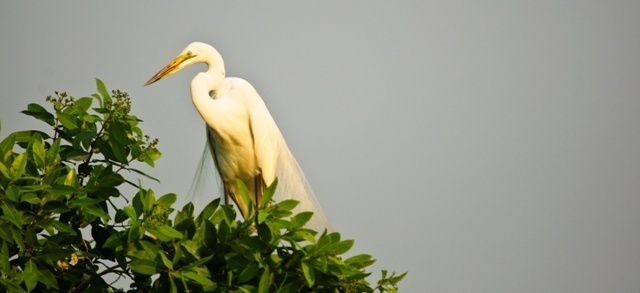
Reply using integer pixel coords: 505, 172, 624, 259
145, 42, 330, 229
193, 73, 279, 216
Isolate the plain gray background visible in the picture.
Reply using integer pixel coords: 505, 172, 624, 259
2, 2, 640, 292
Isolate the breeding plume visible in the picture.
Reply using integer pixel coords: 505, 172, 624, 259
145, 42, 330, 230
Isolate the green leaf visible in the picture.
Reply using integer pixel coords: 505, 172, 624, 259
68, 197, 100, 208
124, 167, 160, 182
63, 167, 79, 188
57, 112, 78, 130
0, 225, 12, 243
130, 259, 160, 275
95, 165, 124, 188
260, 177, 277, 208
91, 93, 102, 108
5, 186, 20, 202
276, 200, 299, 211
344, 271, 370, 282
12, 130, 47, 143
37, 269, 59, 289
140, 188, 156, 215
0, 134, 14, 163
147, 225, 183, 241
114, 209, 128, 223
74, 97, 94, 113
236, 179, 253, 217
212, 205, 236, 226
20, 193, 40, 205
180, 202, 194, 219
257, 210, 269, 224
0, 162, 9, 179
123, 205, 139, 222
11, 227, 25, 252
108, 135, 128, 163
64, 148, 90, 161
103, 233, 123, 249
24, 226, 38, 247
258, 267, 271, 293
238, 236, 267, 252
24, 260, 38, 292
51, 221, 77, 235
180, 240, 200, 259
313, 232, 332, 255
1, 201, 23, 227
46, 138, 61, 166
19, 185, 51, 192
132, 190, 144, 217
388, 271, 408, 284
291, 211, 314, 228
71, 130, 97, 151
200, 220, 217, 249
157, 250, 174, 270
127, 222, 144, 243
0, 242, 9, 272
141, 147, 161, 167
81, 114, 100, 123
109, 121, 134, 145
92, 106, 109, 114
345, 254, 376, 268
182, 271, 216, 289
238, 263, 260, 283
157, 193, 176, 208
41, 201, 70, 213
10, 153, 27, 179
168, 277, 178, 293
301, 262, 315, 287
0, 279, 27, 293
96, 78, 112, 106
83, 204, 111, 222
195, 199, 220, 223
256, 222, 272, 243
331, 239, 355, 255
31, 134, 46, 169
21, 103, 55, 126
182, 255, 214, 271
134, 240, 161, 261
39, 247, 74, 264
48, 184, 78, 197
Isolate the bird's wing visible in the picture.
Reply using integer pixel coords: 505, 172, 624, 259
248, 96, 281, 186
248, 93, 332, 232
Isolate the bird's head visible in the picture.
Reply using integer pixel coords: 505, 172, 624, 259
144, 42, 221, 86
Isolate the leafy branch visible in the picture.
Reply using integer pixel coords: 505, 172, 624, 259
0, 79, 405, 292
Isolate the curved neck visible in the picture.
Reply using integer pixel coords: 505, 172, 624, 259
190, 45, 227, 129
190, 69, 228, 131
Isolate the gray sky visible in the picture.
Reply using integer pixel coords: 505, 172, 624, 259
2, 2, 640, 292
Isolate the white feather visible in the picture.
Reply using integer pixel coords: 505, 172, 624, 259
147, 42, 331, 231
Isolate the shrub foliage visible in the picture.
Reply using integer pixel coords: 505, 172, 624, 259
0, 80, 405, 292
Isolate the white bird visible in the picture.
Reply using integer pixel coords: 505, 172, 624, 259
144, 42, 330, 230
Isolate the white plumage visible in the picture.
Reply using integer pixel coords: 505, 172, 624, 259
145, 42, 330, 231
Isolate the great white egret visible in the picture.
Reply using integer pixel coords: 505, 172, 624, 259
144, 42, 330, 230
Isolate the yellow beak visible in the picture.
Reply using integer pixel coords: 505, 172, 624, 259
144, 52, 197, 86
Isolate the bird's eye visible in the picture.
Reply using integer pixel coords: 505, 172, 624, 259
186, 51, 192, 57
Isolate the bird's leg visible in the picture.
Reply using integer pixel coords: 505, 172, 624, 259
254, 175, 264, 210
223, 180, 230, 206
247, 176, 265, 234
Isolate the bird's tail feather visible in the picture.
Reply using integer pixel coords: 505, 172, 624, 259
188, 128, 332, 232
